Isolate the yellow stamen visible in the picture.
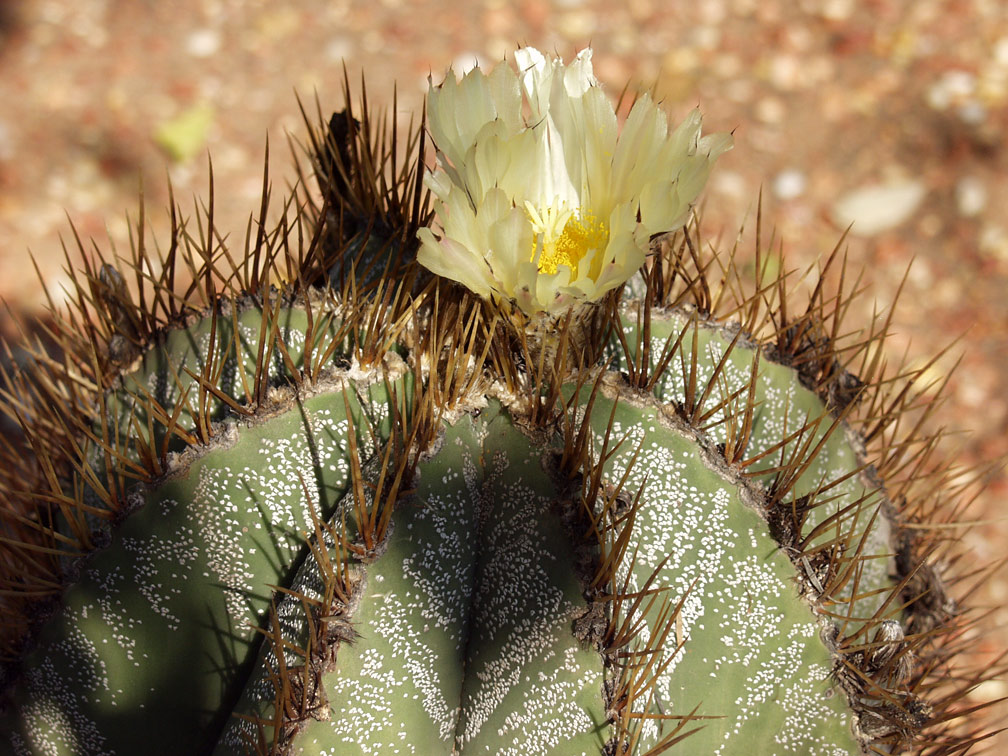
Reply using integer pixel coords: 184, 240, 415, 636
530, 209, 609, 276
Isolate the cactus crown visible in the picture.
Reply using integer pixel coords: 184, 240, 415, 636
0, 60, 1004, 756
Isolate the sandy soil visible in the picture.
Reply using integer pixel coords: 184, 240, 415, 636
0, 0, 1006, 748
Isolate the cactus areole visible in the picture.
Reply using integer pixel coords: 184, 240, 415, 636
0, 47, 1001, 756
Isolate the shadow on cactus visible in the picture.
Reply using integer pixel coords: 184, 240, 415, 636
0, 47, 1003, 756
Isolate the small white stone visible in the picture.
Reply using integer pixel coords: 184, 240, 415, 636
772, 169, 807, 200
819, 0, 854, 21
957, 100, 986, 125
831, 180, 926, 236
955, 176, 987, 217
926, 69, 976, 110
755, 96, 786, 124
186, 28, 221, 58
325, 36, 353, 62
994, 37, 1008, 67
768, 54, 801, 90
979, 225, 1008, 261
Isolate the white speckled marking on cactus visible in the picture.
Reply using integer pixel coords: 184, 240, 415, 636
9, 306, 899, 755
181, 407, 359, 631
11, 387, 387, 755
454, 456, 595, 752
226, 405, 603, 756
612, 313, 894, 624
16, 624, 112, 756
581, 392, 860, 754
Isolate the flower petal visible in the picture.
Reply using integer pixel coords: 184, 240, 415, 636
578, 87, 618, 210
487, 204, 534, 296
423, 168, 454, 202
593, 204, 646, 293
535, 264, 575, 314
485, 59, 523, 132
417, 46, 729, 317
639, 179, 687, 234
562, 48, 597, 97
611, 94, 669, 201
514, 47, 551, 121
417, 229, 495, 297
453, 67, 500, 151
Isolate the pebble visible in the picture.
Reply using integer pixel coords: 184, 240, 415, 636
755, 95, 785, 124
768, 54, 802, 90
831, 180, 926, 236
818, 0, 854, 21
699, 0, 726, 24
325, 36, 354, 62
956, 176, 987, 217
926, 69, 976, 110
995, 36, 1008, 67
772, 169, 806, 200
980, 225, 1008, 262
957, 100, 987, 125
186, 28, 221, 58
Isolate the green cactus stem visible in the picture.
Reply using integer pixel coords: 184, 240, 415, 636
0, 76, 1002, 756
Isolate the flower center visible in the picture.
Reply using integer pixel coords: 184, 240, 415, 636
526, 203, 609, 276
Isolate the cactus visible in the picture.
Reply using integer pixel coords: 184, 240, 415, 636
0, 49, 1002, 756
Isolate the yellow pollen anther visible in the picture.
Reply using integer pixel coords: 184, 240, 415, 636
531, 210, 609, 276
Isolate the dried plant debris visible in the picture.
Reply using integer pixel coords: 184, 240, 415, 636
0, 70, 1003, 756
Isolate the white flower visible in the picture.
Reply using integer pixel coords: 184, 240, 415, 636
417, 46, 732, 315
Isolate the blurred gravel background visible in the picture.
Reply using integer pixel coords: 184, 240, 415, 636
0, 0, 1006, 745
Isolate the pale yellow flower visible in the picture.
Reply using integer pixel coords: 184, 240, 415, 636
418, 47, 732, 315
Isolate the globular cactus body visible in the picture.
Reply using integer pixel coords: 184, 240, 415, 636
0, 303, 924, 755
0, 47, 1000, 756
